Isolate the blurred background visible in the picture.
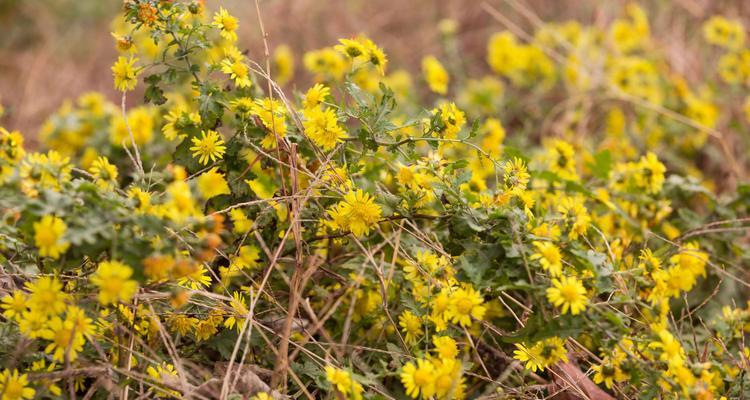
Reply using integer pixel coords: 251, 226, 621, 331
0, 0, 744, 145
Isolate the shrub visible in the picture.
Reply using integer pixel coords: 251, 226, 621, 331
1, 1, 749, 399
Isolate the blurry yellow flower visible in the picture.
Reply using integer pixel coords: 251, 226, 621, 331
34, 215, 70, 259
422, 56, 449, 95
196, 167, 230, 199
703, 16, 745, 50
272, 44, 295, 85
91, 260, 139, 305
89, 156, 118, 189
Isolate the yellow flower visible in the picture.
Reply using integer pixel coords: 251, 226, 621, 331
445, 286, 486, 327
0, 369, 35, 400
128, 187, 153, 214
433, 102, 465, 139
557, 195, 590, 240
213, 7, 239, 42
1, 291, 27, 321
432, 336, 459, 360
327, 189, 382, 237
303, 106, 347, 151
335, 38, 367, 59
146, 363, 180, 398
230, 97, 255, 119
0, 127, 25, 164
609, 3, 650, 53
190, 130, 226, 165
167, 314, 198, 336
362, 38, 388, 75
513, 337, 568, 372
325, 366, 363, 400
513, 343, 545, 372
592, 356, 627, 389
703, 16, 745, 50
530, 241, 563, 277
111, 32, 133, 52
41, 315, 86, 362
650, 329, 686, 367
546, 275, 588, 315
303, 47, 347, 81
25, 277, 68, 320
230, 209, 253, 233
110, 106, 154, 146
545, 139, 578, 180
635, 152, 666, 194
400, 359, 436, 399
399, 310, 423, 344
89, 156, 118, 189
177, 266, 212, 290
231, 245, 261, 270
111, 56, 140, 92
487, 31, 521, 77
251, 98, 288, 148
478, 118, 505, 158
33, 215, 70, 259
221, 57, 252, 88
429, 288, 451, 332
195, 318, 219, 341
223, 291, 250, 331
503, 157, 530, 194
432, 357, 464, 399
91, 260, 139, 305
422, 56, 449, 95
303, 83, 331, 110
196, 167, 230, 199
272, 44, 294, 86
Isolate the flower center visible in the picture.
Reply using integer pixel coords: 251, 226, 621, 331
456, 298, 473, 314
413, 369, 431, 386
560, 285, 579, 302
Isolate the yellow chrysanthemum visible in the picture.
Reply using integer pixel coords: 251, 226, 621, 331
212, 7, 239, 42
111, 56, 140, 92
190, 130, 226, 165
399, 310, 423, 344
422, 56, 449, 95
303, 106, 347, 151
33, 215, 70, 260
401, 359, 436, 399
327, 189, 382, 237
89, 156, 118, 189
445, 286, 486, 327
90, 260, 139, 305
530, 241, 563, 277
196, 167, 230, 199
0, 369, 35, 400
546, 275, 588, 315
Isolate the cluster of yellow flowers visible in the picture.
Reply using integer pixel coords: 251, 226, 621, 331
401, 336, 465, 399
1, 1, 750, 398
